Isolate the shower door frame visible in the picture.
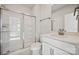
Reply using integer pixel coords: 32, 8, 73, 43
0, 7, 36, 54
0, 8, 1, 55
22, 14, 36, 48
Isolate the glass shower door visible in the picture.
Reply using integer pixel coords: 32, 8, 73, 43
1, 9, 23, 54
1, 9, 36, 54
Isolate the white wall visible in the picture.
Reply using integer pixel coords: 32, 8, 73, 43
32, 4, 52, 41
32, 5, 41, 41
32, 4, 78, 42
0, 4, 1, 7
40, 4, 52, 19
52, 5, 77, 31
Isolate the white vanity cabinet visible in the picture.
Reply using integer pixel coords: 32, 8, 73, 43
42, 42, 54, 55
42, 42, 70, 55
41, 33, 79, 55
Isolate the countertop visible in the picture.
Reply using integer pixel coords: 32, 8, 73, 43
41, 32, 79, 45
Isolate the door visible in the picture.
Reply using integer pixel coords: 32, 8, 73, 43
42, 42, 70, 55
42, 43, 54, 55
64, 12, 78, 32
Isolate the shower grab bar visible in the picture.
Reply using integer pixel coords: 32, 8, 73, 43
40, 17, 51, 21
40, 17, 53, 31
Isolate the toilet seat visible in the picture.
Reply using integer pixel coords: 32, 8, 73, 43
31, 42, 41, 50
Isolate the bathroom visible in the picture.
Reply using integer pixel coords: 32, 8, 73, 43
0, 4, 79, 55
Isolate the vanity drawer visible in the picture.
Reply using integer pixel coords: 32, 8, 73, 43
41, 37, 76, 54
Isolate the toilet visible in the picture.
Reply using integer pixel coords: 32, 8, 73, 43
31, 42, 41, 55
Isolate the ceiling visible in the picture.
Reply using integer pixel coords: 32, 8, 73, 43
2, 4, 69, 11
25, 4, 67, 10
52, 4, 68, 11
21, 4, 35, 9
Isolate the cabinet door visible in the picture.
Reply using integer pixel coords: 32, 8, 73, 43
53, 47, 70, 55
42, 43, 54, 55
42, 42, 70, 55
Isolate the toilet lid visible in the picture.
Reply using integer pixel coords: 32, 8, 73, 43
31, 42, 41, 50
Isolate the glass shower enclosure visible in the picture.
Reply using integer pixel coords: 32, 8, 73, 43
0, 8, 36, 55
